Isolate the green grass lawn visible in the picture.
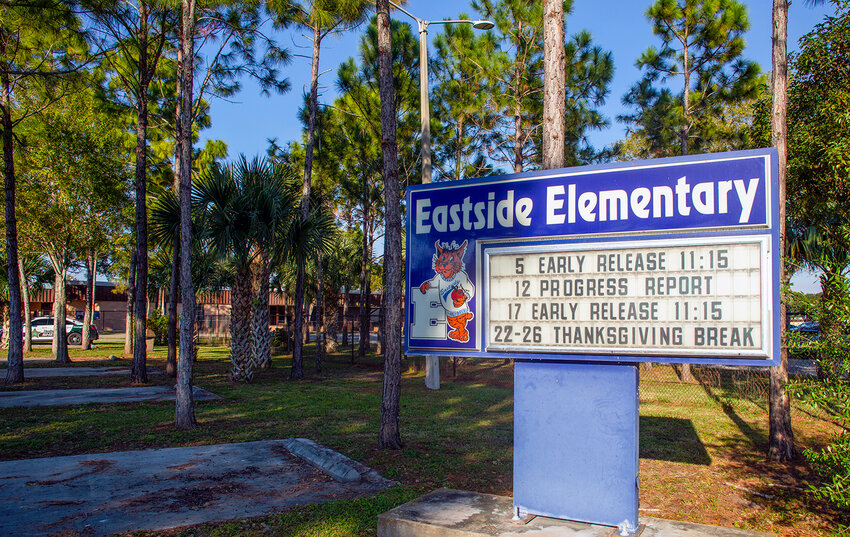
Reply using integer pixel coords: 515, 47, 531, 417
1, 343, 845, 536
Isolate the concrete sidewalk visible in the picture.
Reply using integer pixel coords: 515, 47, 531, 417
0, 366, 156, 378
0, 385, 219, 407
0, 439, 393, 537
1, 358, 57, 365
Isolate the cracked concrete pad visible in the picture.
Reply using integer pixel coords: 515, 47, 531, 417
0, 439, 392, 537
377, 489, 771, 537
0, 386, 219, 407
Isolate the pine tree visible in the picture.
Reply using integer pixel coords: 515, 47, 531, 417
626, 0, 761, 157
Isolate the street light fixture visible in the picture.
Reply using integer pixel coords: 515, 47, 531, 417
388, 3, 494, 391
389, 1, 494, 184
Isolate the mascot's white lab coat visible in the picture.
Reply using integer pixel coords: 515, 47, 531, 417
421, 270, 474, 317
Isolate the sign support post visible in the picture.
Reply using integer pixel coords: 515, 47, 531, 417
513, 361, 640, 532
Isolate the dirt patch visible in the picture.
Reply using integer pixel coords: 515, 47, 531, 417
169, 482, 246, 511
27, 460, 115, 486
166, 461, 197, 471
42, 500, 86, 506
115, 481, 247, 513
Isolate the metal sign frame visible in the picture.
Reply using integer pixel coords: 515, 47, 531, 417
483, 234, 773, 358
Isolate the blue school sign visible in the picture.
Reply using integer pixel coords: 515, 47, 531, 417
405, 148, 780, 368
403, 149, 780, 532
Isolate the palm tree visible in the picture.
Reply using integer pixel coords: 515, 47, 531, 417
150, 187, 231, 349
319, 231, 360, 354
196, 157, 298, 381
196, 160, 255, 380
787, 217, 850, 345
150, 190, 182, 377
246, 162, 296, 371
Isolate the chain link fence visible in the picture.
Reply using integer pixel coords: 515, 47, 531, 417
637, 363, 771, 410
638, 359, 821, 409
182, 302, 822, 420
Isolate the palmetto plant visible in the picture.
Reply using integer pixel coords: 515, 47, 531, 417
195, 157, 300, 381
0, 253, 52, 351
151, 156, 333, 382
150, 186, 230, 358
278, 185, 337, 378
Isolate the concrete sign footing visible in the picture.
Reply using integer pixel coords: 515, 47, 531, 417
377, 489, 772, 537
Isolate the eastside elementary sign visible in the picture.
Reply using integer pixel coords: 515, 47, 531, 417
405, 149, 780, 367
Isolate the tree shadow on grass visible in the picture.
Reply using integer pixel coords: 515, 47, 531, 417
696, 374, 768, 451
639, 416, 712, 465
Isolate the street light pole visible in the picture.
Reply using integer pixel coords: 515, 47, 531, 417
418, 19, 432, 183
388, 2, 493, 390
389, 2, 493, 185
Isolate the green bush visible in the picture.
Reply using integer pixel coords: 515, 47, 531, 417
806, 431, 850, 509
147, 310, 169, 346
790, 293, 850, 510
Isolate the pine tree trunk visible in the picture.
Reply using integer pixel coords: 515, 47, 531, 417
325, 283, 339, 354
513, 95, 522, 173
376, 0, 403, 450
315, 250, 323, 372
2, 69, 24, 383
341, 285, 348, 347
303, 25, 321, 208
513, 60, 523, 173
230, 264, 253, 381
166, 246, 179, 378
768, 0, 795, 462
19, 258, 32, 353
175, 0, 197, 428
168, 18, 183, 381
291, 256, 306, 379
82, 248, 96, 350
681, 39, 690, 157
358, 213, 370, 359
455, 120, 463, 180
124, 252, 136, 356
542, 0, 565, 170
377, 274, 384, 356
303, 302, 313, 345
131, 14, 151, 384
251, 253, 272, 371
291, 26, 323, 381
53, 270, 70, 364
1, 305, 9, 349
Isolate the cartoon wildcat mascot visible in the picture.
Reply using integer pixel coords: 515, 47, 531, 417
419, 240, 475, 342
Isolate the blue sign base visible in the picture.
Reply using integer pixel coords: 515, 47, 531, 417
513, 361, 639, 528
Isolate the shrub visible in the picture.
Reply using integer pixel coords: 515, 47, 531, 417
147, 310, 169, 346
790, 290, 850, 509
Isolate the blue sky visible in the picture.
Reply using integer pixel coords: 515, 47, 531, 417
199, 0, 832, 157
197, 0, 833, 292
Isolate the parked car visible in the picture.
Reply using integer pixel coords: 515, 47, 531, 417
790, 321, 820, 341
28, 316, 99, 346
788, 321, 820, 361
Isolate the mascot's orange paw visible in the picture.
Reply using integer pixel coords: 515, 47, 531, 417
448, 329, 469, 342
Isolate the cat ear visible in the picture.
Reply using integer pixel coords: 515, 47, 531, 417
458, 240, 468, 257
435, 240, 443, 255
